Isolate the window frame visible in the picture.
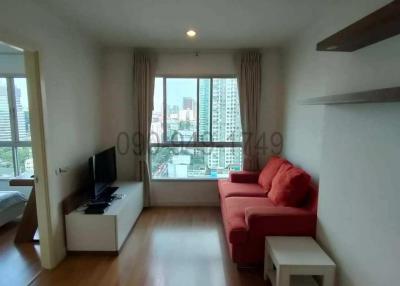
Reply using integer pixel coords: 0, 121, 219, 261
150, 75, 242, 181
0, 74, 32, 179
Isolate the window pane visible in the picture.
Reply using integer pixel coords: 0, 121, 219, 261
198, 79, 211, 141
17, 147, 34, 177
151, 77, 164, 143
151, 147, 242, 179
212, 78, 242, 142
166, 78, 197, 142
13, 78, 31, 141
0, 78, 12, 141
0, 147, 14, 178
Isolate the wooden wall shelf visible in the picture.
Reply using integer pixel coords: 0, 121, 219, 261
317, 1, 400, 52
300, 86, 400, 105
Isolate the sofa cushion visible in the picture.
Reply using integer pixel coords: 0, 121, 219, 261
222, 196, 275, 244
258, 156, 288, 192
302, 184, 319, 213
229, 171, 260, 184
218, 179, 266, 199
268, 163, 311, 207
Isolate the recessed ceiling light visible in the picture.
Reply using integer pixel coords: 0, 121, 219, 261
186, 30, 197, 38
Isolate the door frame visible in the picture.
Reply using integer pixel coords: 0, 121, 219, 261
23, 51, 55, 269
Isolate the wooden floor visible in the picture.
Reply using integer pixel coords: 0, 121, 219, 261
32, 207, 266, 286
0, 221, 42, 286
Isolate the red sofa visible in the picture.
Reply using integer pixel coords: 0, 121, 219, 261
218, 158, 318, 265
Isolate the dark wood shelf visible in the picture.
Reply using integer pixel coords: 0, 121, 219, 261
317, 1, 400, 52
300, 86, 400, 105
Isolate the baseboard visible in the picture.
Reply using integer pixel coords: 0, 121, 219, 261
67, 250, 119, 256
150, 201, 219, 207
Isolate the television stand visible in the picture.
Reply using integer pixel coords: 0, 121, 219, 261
65, 181, 143, 253
85, 201, 110, 214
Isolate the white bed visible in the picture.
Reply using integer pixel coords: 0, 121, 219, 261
0, 191, 27, 227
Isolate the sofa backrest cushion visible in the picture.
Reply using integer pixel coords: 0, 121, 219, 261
301, 183, 319, 213
268, 162, 311, 207
258, 156, 288, 192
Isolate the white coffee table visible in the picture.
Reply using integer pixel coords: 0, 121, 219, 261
264, 236, 336, 286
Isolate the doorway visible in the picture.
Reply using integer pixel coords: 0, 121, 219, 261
0, 41, 52, 284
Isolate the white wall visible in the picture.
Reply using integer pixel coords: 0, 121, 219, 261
0, 0, 102, 268
100, 49, 284, 206
282, 0, 397, 178
282, 0, 400, 285
258, 48, 285, 167
156, 50, 237, 75
100, 48, 136, 181
0, 54, 25, 74
319, 103, 400, 286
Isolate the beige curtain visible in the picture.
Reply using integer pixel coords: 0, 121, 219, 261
133, 51, 155, 207
238, 51, 262, 171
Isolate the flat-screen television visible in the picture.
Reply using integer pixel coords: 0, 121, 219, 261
88, 147, 117, 200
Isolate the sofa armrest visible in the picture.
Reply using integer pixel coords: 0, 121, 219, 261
244, 207, 317, 237
229, 171, 260, 184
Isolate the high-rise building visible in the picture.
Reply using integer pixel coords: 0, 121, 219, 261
208, 79, 242, 173
183, 97, 194, 110
0, 84, 12, 141
198, 79, 210, 141
14, 86, 31, 141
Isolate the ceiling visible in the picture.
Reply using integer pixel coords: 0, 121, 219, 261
34, 0, 331, 49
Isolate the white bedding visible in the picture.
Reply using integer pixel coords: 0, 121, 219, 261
0, 191, 26, 211
0, 191, 27, 227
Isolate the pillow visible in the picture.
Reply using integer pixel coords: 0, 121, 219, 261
268, 163, 311, 207
258, 156, 288, 192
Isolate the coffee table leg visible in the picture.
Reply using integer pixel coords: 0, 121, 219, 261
277, 267, 290, 286
264, 252, 273, 280
322, 270, 335, 286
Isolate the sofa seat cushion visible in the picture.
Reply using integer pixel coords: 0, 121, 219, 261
222, 196, 275, 244
268, 162, 311, 207
218, 180, 267, 199
258, 156, 288, 192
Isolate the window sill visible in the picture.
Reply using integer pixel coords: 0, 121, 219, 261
151, 178, 226, 182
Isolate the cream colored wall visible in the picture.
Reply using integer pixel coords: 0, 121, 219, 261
0, 0, 102, 268
100, 49, 284, 205
282, 0, 400, 285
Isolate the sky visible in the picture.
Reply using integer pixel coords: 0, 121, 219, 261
154, 77, 197, 114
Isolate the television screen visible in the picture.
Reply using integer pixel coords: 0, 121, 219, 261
89, 147, 117, 200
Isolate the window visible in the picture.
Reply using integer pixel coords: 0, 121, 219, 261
150, 77, 242, 179
0, 76, 33, 178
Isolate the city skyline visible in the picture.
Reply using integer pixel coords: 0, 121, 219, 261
0, 77, 33, 178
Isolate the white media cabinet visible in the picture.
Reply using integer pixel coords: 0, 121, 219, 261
65, 181, 143, 253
